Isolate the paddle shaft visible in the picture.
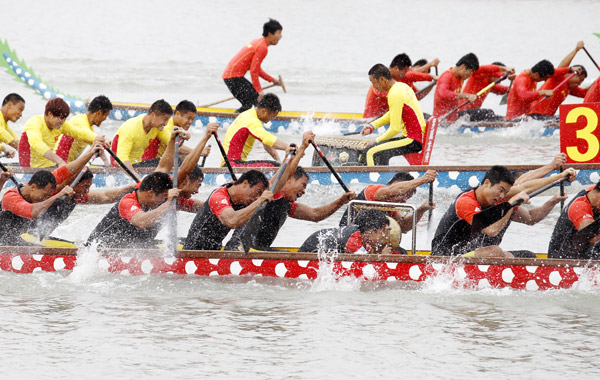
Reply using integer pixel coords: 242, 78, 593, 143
310, 140, 350, 192
583, 47, 600, 72
443, 72, 509, 120
242, 150, 295, 253
168, 135, 181, 254
560, 166, 565, 211
213, 133, 237, 181
199, 75, 285, 108
509, 176, 570, 208
415, 80, 437, 96
200, 144, 211, 167
428, 182, 433, 225
105, 147, 141, 182
528, 73, 576, 114
0, 161, 20, 186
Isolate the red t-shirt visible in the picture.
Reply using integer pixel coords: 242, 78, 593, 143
363, 86, 388, 118
568, 186, 596, 229
222, 37, 275, 92
530, 67, 588, 115
400, 70, 434, 100
345, 231, 370, 253
506, 71, 542, 120
208, 186, 234, 218
177, 197, 196, 213
462, 65, 508, 110
1, 165, 73, 220
118, 192, 143, 221
433, 69, 463, 121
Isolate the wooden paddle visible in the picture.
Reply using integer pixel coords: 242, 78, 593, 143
167, 134, 181, 254
310, 140, 350, 192
199, 75, 286, 108
428, 182, 434, 226
105, 147, 141, 182
471, 176, 569, 233
583, 47, 600, 72
0, 161, 20, 186
213, 132, 237, 181
527, 72, 577, 115
499, 79, 513, 105
241, 149, 296, 253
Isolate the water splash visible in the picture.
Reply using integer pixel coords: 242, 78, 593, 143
66, 242, 104, 283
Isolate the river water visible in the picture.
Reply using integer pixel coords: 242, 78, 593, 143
2, 0, 600, 378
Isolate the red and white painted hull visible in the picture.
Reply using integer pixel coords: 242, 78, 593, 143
1, 247, 599, 291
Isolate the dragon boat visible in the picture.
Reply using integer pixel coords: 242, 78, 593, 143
0, 39, 559, 136
1, 245, 599, 291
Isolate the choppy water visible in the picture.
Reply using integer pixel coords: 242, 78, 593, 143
2, 0, 600, 378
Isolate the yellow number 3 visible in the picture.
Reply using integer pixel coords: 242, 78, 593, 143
566, 107, 599, 162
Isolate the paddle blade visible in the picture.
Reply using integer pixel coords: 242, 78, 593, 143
499, 92, 509, 105
471, 202, 512, 233
279, 75, 287, 93
422, 117, 439, 165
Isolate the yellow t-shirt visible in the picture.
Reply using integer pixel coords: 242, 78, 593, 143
115, 114, 171, 164
156, 118, 174, 158
53, 114, 95, 162
371, 82, 426, 143
222, 108, 277, 163
0, 111, 18, 145
23, 114, 97, 167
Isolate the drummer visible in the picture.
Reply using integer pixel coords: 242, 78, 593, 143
360, 64, 427, 166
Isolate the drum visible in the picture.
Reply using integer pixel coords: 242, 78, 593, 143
311, 136, 372, 166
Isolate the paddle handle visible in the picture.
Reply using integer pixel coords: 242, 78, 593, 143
213, 133, 237, 181
310, 140, 350, 192
105, 147, 141, 182
509, 176, 569, 207
0, 161, 20, 186
199, 75, 285, 108
583, 47, 600, 72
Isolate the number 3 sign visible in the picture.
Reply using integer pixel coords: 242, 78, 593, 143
560, 103, 600, 163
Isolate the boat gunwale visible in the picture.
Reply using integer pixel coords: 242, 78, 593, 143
5, 163, 600, 175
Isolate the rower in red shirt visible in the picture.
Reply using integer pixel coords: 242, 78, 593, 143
461, 63, 514, 121
529, 66, 587, 119
529, 41, 588, 119
222, 19, 283, 113
363, 54, 438, 118
433, 53, 480, 122
584, 76, 600, 103
505, 60, 555, 121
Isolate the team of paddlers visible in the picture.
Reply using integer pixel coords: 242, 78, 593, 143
0, 19, 599, 258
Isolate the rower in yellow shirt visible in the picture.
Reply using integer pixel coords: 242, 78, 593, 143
0, 93, 25, 158
222, 93, 290, 167
110, 99, 173, 178
140, 100, 210, 165
19, 98, 106, 168
54, 95, 113, 166
360, 64, 426, 166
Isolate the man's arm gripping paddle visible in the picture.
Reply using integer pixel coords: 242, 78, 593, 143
471, 176, 570, 233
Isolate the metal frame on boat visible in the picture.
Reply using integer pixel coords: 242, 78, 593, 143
1, 246, 599, 291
